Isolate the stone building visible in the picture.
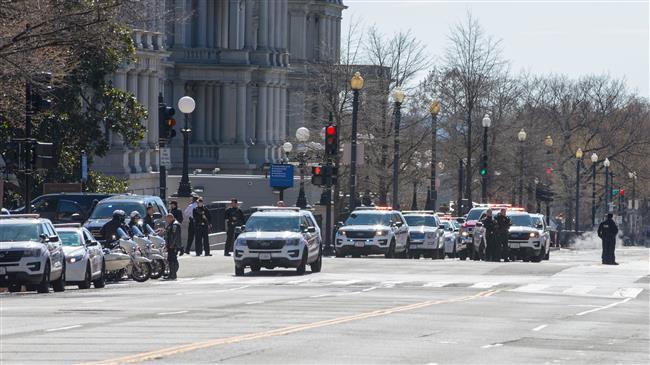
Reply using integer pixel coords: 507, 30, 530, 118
93, 0, 345, 193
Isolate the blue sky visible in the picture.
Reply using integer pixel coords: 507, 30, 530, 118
342, 0, 649, 98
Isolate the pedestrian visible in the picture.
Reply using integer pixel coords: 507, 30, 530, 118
183, 195, 199, 255
598, 213, 619, 265
192, 198, 212, 256
224, 198, 245, 256
481, 209, 498, 262
495, 208, 512, 262
164, 213, 181, 280
169, 200, 183, 224
144, 204, 155, 230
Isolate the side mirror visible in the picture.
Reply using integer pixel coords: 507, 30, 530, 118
235, 225, 245, 234
438, 225, 446, 229
536, 224, 544, 229
307, 227, 317, 233
394, 221, 403, 228
71, 213, 84, 222
153, 212, 163, 220
475, 222, 483, 227
49, 235, 59, 242
86, 241, 99, 247
40, 233, 49, 242
337, 221, 344, 227
448, 227, 454, 232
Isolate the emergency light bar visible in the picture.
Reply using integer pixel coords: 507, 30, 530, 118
253, 206, 301, 212
53, 223, 82, 228
402, 210, 436, 215
0, 214, 40, 219
354, 206, 394, 211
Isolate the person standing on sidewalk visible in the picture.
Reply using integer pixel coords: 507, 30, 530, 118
481, 209, 498, 262
598, 213, 619, 265
224, 199, 245, 256
164, 213, 181, 280
495, 208, 512, 262
182, 195, 199, 255
192, 198, 212, 256
169, 201, 183, 224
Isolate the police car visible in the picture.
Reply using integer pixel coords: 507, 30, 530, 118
335, 207, 409, 258
529, 213, 551, 261
508, 212, 550, 262
402, 211, 445, 259
233, 207, 322, 276
0, 214, 66, 293
54, 224, 106, 289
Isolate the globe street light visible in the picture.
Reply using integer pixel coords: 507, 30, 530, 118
294, 128, 311, 209
426, 100, 441, 211
591, 153, 598, 227
575, 148, 583, 233
628, 171, 637, 210
604, 157, 611, 212
349, 71, 364, 211
480, 113, 491, 203
517, 128, 527, 206
391, 88, 406, 210
176, 96, 196, 197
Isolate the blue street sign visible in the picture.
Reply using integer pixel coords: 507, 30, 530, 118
269, 164, 294, 189
81, 151, 88, 182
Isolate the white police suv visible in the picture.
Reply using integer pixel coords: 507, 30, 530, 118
335, 207, 409, 258
402, 211, 445, 259
234, 207, 322, 276
508, 212, 550, 262
0, 214, 66, 293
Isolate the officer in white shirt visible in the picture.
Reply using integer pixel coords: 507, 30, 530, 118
181, 195, 199, 255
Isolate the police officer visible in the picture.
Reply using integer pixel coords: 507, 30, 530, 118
224, 198, 244, 256
144, 204, 155, 230
183, 195, 199, 254
598, 213, 619, 265
164, 213, 181, 280
169, 201, 183, 224
495, 208, 512, 262
99, 210, 126, 243
128, 211, 145, 237
481, 209, 498, 262
192, 198, 212, 256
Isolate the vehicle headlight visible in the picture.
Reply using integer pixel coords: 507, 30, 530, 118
68, 254, 84, 263
23, 248, 42, 257
425, 232, 435, 239
287, 238, 301, 246
375, 230, 388, 236
338, 230, 347, 237
461, 231, 469, 237
235, 239, 246, 247
529, 232, 539, 238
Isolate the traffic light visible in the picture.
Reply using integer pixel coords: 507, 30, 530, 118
620, 189, 625, 197
32, 141, 56, 170
612, 188, 620, 197
311, 165, 324, 186
480, 155, 488, 177
159, 103, 176, 141
324, 124, 338, 157
29, 72, 53, 113
324, 164, 338, 186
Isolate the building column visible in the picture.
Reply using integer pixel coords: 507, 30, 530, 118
213, 83, 222, 143
280, 0, 287, 50
205, 83, 213, 146
206, 0, 214, 48
335, 17, 341, 60
244, 0, 255, 49
318, 14, 326, 60
274, 85, 281, 161
257, 0, 268, 49
173, 0, 186, 47
274, 0, 282, 54
280, 84, 287, 143
220, 0, 229, 48
194, 83, 206, 144
268, 0, 276, 50
236, 82, 247, 144
137, 71, 151, 172
184, 0, 192, 47
148, 72, 160, 171
197, 0, 207, 47
222, 83, 236, 143
228, 0, 240, 49
266, 83, 275, 161
255, 84, 268, 162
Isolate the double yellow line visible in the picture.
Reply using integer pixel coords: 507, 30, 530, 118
83, 289, 499, 365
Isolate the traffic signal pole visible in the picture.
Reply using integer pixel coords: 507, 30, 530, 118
24, 81, 33, 213
158, 93, 167, 204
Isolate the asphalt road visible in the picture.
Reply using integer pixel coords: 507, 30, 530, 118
1, 248, 648, 365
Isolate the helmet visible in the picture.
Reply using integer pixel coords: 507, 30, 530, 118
130, 211, 141, 220
112, 210, 126, 220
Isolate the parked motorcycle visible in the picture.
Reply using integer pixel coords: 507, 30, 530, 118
132, 224, 166, 279
103, 228, 152, 282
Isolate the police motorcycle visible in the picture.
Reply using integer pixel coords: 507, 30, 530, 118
102, 227, 151, 282
128, 211, 166, 279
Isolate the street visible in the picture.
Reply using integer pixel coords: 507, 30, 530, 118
1, 247, 648, 365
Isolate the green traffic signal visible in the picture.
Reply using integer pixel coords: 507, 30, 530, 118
480, 168, 487, 176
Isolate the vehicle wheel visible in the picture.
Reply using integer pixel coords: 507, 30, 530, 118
439, 249, 445, 260
149, 259, 165, 279
544, 248, 550, 261
131, 262, 151, 282
311, 248, 322, 273
8, 283, 21, 293
78, 264, 92, 289
235, 265, 245, 276
52, 263, 66, 292
296, 251, 307, 275
385, 240, 396, 259
93, 261, 106, 288
250, 264, 261, 272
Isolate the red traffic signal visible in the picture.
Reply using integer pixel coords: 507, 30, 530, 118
325, 124, 338, 157
326, 126, 336, 136
313, 166, 322, 175
620, 189, 625, 196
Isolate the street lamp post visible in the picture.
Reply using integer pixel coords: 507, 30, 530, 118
176, 96, 196, 197
391, 88, 406, 210
591, 153, 598, 227
628, 171, 637, 210
575, 148, 583, 233
517, 128, 527, 206
604, 157, 610, 212
427, 100, 440, 210
294, 127, 310, 209
481, 114, 491, 203
280, 142, 293, 202
349, 72, 364, 212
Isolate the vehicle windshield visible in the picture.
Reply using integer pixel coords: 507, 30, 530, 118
0, 223, 40, 242
509, 214, 534, 227
245, 215, 301, 232
404, 215, 437, 227
466, 208, 487, 221
451, 221, 461, 230
532, 217, 544, 228
59, 231, 82, 246
345, 213, 391, 226
441, 221, 452, 230
90, 202, 145, 219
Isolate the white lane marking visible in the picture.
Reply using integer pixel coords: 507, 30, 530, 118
612, 287, 643, 299
471, 282, 500, 289
532, 324, 548, 332
45, 325, 82, 332
382, 281, 403, 288
245, 301, 264, 305
286, 278, 310, 285
481, 343, 503, 349
225, 285, 250, 292
362, 286, 377, 292
562, 286, 597, 295
568, 304, 600, 308
513, 284, 550, 292
329, 280, 361, 286
337, 291, 362, 296
423, 282, 450, 288
157, 310, 189, 316
576, 297, 633, 316
82, 299, 104, 304
309, 294, 331, 298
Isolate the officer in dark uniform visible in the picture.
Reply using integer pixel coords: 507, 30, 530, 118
481, 209, 498, 262
99, 210, 126, 243
192, 198, 212, 256
598, 213, 619, 265
169, 201, 183, 224
164, 213, 181, 280
144, 204, 155, 231
224, 199, 244, 256
495, 208, 512, 262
